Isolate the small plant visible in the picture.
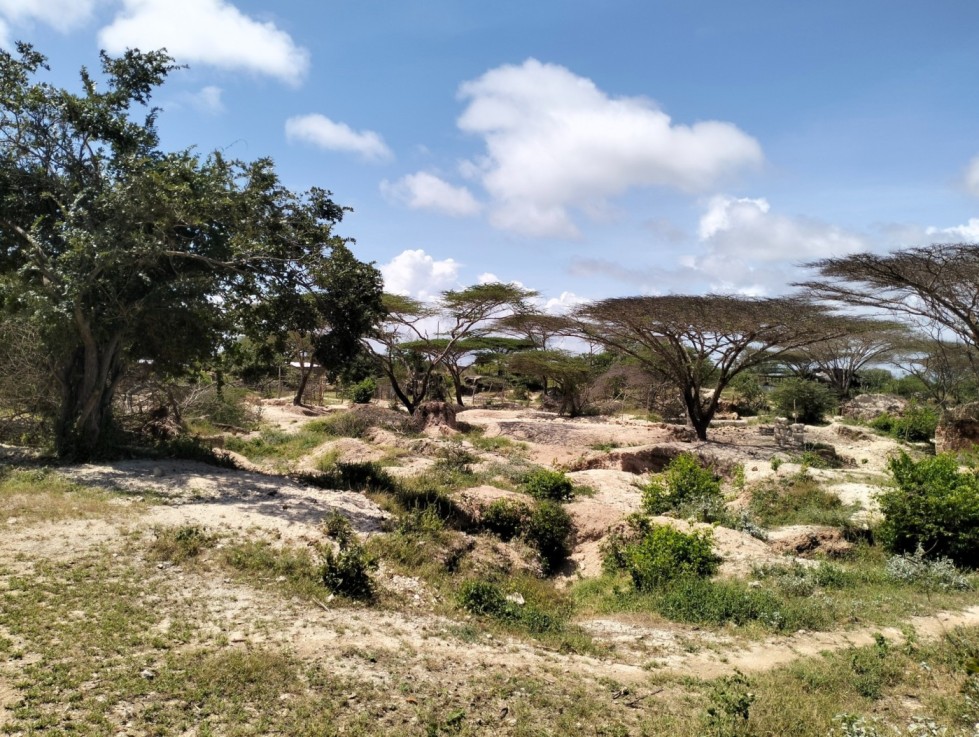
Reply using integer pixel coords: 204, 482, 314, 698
642, 453, 723, 522
481, 498, 531, 541
147, 524, 215, 563
622, 524, 719, 591
320, 521, 376, 600
523, 468, 574, 502
524, 500, 574, 574
312, 410, 370, 439
885, 546, 972, 591
456, 580, 562, 634
299, 461, 399, 493
731, 463, 746, 492
433, 444, 478, 475
703, 671, 755, 737
770, 456, 783, 474
350, 377, 377, 404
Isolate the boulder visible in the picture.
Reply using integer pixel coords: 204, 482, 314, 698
840, 393, 907, 421
935, 402, 979, 454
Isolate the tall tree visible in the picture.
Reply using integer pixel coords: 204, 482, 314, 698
574, 295, 848, 439
0, 45, 373, 457
799, 244, 979, 350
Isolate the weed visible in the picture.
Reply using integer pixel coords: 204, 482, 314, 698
147, 525, 216, 563
749, 474, 855, 527
523, 468, 575, 502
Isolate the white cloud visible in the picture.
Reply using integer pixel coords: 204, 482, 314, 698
926, 218, 979, 241
456, 59, 763, 237
380, 249, 460, 301
381, 172, 480, 216
477, 272, 499, 284
179, 85, 225, 115
0, 0, 97, 33
99, 0, 309, 86
688, 196, 866, 295
542, 291, 586, 315
285, 114, 392, 162
965, 156, 979, 198
0, 17, 10, 49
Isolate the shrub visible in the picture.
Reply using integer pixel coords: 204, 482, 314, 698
523, 468, 574, 502
147, 524, 215, 563
456, 580, 562, 634
524, 501, 574, 574
481, 498, 531, 541
869, 403, 938, 442
312, 411, 370, 439
622, 524, 719, 591
880, 452, 979, 568
770, 378, 836, 424
320, 543, 376, 600
748, 474, 852, 527
298, 461, 399, 493
433, 444, 478, 475
322, 510, 354, 547
885, 545, 972, 591
642, 453, 723, 521
728, 371, 767, 415
350, 377, 377, 404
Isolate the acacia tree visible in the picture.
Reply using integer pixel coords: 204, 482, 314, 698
574, 295, 849, 439
799, 244, 979, 349
778, 320, 908, 396
365, 283, 534, 413
0, 46, 374, 457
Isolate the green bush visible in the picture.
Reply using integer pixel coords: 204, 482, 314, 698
879, 452, 979, 568
523, 468, 574, 502
457, 580, 562, 634
524, 501, 574, 574
481, 498, 531, 541
298, 461, 399, 493
311, 411, 370, 438
748, 474, 852, 527
320, 525, 377, 600
770, 378, 836, 424
869, 403, 938, 442
622, 524, 719, 591
641, 453, 723, 521
350, 377, 377, 404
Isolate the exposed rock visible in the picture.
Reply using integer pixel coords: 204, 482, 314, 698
835, 425, 869, 441
414, 401, 460, 431
841, 394, 907, 421
768, 526, 853, 558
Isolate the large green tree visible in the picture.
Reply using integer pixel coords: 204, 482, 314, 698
0, 45, 374, 457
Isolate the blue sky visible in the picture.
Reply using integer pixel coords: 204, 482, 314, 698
4, 0, 979, 310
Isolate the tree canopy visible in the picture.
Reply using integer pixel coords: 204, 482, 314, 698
0, 45, 380, 456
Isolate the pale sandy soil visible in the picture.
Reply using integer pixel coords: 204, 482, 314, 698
2, 402, 974, 713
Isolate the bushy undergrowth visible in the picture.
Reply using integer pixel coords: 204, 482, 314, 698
641, 453, 725, 522
319, 511, 376, 600
771, 378, 837, 424
885, 546, 972, 591
523, 468, 574, 502
457, 580, 563, 634
749, 473, 855, 527
525, 501, 574, 574
481, 498, 531, 541
147, 524, 216, 563
880, 452, 979, 568
616, 524, 720, 591
298, 461, 399, 493
869, 403, 939, 442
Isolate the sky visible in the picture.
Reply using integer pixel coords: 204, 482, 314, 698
3, 0, 979, 311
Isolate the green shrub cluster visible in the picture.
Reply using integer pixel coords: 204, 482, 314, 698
349, 377, 377, 404
868, 403, 938, 442
523, 468, 574, 502
880, 452, 979, 568
457, 580, 562, 634
298, 461, 399, 493
641, 453, 724, 522
481, 498, 531, 541
770, 378, 836, 424
525, 501, 574, 574
320, 512, 376, 600
616, 524, 720, 591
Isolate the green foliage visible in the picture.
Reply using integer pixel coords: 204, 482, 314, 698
885, 546, 972, 591
147, 525, 216, 563
749, 474, 854, 527
319, 518, 376, 600
728, 372, 767, 416
703, 672, 755, 737
456, 580, 562, 634
620, 525, 719, 591
641, 453, 723, 521
869, 403, 939, 442
524, 501, 574, 574
481, 499, 531, 541
311, 411, 371, 439
523, 468, 574, 502
298, 462, 399, 493
880, 452, 979, 567
349, 377, 377, 404
771, 378, 837, 424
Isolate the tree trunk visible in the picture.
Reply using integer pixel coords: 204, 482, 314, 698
54, 329, 124, 459
293, 363, 314, 406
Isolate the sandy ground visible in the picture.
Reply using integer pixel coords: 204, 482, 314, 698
3, 402, 974, 714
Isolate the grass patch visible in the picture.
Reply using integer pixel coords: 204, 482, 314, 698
748, 472, 858, 527
224, 424, 334, 463
0, 467, 149, 523
146, 524, 217, 564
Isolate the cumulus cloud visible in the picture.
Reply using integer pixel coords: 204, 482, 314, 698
380, 249, 460, 301
285, 114, 392, 162
0, 0, 97, 34
99, 0, 309, 85
687, 195, 866, 294
455, 59, 763, 237
926, 218, 979, 241
381, 172, 481, 216
965, 156, 979, 198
